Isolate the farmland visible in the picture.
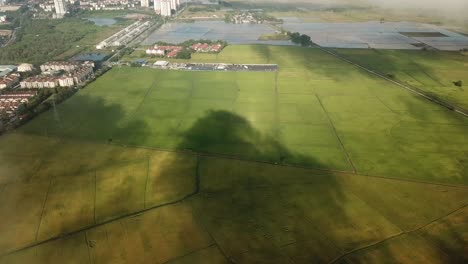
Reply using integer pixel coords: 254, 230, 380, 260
0, 45, 467, 263
334, 49, 468, 110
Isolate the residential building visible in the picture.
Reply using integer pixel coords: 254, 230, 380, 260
140, 0, 149, 7
96, 20, 151, 49
17, 63, 34, 73
20, 76, 59, 89
160, 0, 171, 16
0, 91, 37, 116
40, 61, 83, 72
154, 0, 161, 14
58, 76, 75, 87
22, 64, 94, 89
146, 45, 182, 57
0, 65, 17, 77
0, 73, 20, 89
72, 66, 94, 84
54, 0, 67, 18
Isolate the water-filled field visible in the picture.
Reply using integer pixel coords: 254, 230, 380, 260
281, 20, 468, 50
84, 18, 118, 27
142, 21, 293, 45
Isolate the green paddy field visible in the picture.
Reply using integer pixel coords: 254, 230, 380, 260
0, 45, 467, 263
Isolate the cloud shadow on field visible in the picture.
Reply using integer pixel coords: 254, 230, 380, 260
1, 74, 467, 263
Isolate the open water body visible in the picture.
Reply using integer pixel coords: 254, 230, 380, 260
282, 19, 468, 50
141, 21, 293, 46
85, 18, 117, 26
142, 20, 468, 50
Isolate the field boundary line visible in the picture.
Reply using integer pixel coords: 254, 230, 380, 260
10, 131, 468, 189
315, 45, 468, 118
143, 156, 150, 209
1, 188, 201, 257
329, 203, 468, 263
84, 232, 92, 264
0, 156, 203, 258
34, 173, 54, 242
93, 170, 97, 224
314, 94, 357, 173
1, 145, 467, 257
188, 179, 233, 264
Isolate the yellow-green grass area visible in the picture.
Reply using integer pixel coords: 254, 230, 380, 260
1, 44, 468, 262
19, 45, 468, 185
0, 138, 467, 263
333, 49, 468, 111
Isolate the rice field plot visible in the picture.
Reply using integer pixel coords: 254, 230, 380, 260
0, 133, 200, 256
190, 157, 468, 263
0, 44, 467, 263
1, 152, 467, 263
16, 45, 468, 184
334, 49, 468, 110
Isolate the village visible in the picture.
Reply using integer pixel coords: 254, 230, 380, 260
0, 60, 96, 122
145, 41, 225, 58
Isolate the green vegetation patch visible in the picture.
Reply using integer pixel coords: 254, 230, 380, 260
334, 49, 468, 111
0, 17, 125, 64
17, 45, 468, 185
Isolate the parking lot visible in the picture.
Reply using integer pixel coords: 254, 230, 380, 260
151, 62, 278, 72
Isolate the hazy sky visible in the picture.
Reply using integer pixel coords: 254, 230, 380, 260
260, 0, 468, 22
368, 0, 468, 10
367, 0, 468, 21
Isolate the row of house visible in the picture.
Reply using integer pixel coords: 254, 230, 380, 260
40, 61, 94, 72
191, 43, 223, 53
96, 20, 151, 49
20, 65, 94, 89
146, 45, 183, 58
0, 91, 37, 116
0, 73, 20, 90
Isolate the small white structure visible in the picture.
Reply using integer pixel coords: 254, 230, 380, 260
17, 63, 34, 72
154, 61, 169, 67
141, 0, 150, 8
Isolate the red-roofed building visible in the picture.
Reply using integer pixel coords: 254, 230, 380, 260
0, 73, 20, 90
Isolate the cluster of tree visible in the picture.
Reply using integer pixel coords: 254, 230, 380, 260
180, 39, 227, 47
110, 47, 134, 62
15, 87, 77, 126
224, 11, 282, 24
153, 40, 227, 48
251, 12, 283, 23
144, 39, 227, 59
0, 17, 103, 64
175, 49, 191, 59
16, 89, 53, 116
288, 32, 314, 47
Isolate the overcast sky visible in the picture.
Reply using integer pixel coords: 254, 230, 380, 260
368, 0, 468, 10
263, 0, 468, 22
